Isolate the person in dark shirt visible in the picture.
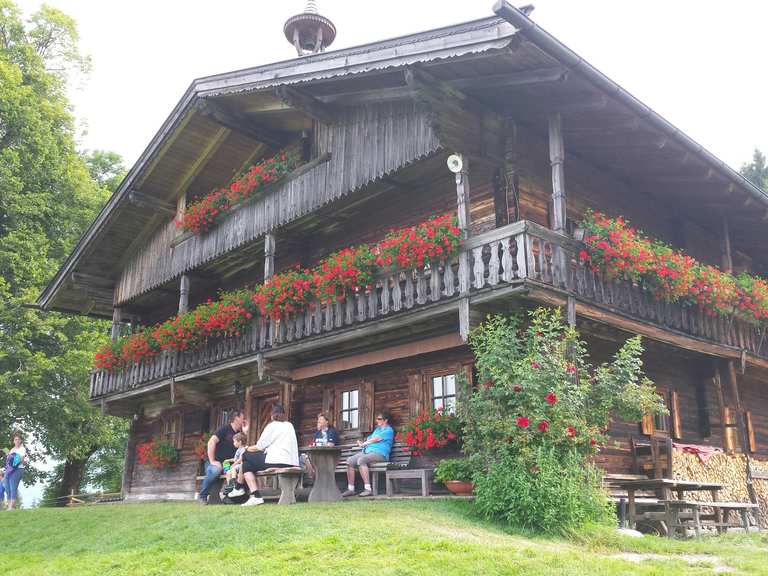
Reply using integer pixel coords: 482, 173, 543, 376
303, 413, 340, 479
198, 409, 246, 504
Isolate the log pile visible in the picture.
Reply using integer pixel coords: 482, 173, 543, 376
671, 450, 768, 527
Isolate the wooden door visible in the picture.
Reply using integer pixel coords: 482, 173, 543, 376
251, 393, 279, 443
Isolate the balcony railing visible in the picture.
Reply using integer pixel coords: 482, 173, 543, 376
90, 220, 767, 400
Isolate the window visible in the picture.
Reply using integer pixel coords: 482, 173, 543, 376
432, 374, 457, 414
162, 410, 184, 450
341, 389, 359, 431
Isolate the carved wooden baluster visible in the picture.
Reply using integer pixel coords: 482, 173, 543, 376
499, 237, 513, 282
458, 250, 470, 296
381, 276, 391, 314
356, 292, 366, 322
313, 304, 322, 335
487, 240, 501, 286
392, 275, 402, 312
416, 268, 427, 305
344, 296, 354, 325
443, 261, 455, 297
405, 272, 415, 309
472, 245, 485, 290
334, 301, 344, 328
430, 265, 441, 302
304, 308, 312, 337
367, 288, 377, 319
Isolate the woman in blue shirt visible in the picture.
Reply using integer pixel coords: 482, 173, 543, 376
342, 411, 394, 497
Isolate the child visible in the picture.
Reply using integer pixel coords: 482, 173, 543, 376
0, 467, 5, 510
219, 432, 247, 500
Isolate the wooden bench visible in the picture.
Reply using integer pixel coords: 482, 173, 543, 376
257, 467, 303, 505
661, 500, 760, 537
335, 442, 428, 496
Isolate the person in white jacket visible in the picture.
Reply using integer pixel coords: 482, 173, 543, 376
235, 404, 299, 507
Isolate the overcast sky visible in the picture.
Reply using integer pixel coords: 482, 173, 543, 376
16, 0, 768, 173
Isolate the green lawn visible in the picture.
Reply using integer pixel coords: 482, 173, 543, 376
2, 500, 767, 575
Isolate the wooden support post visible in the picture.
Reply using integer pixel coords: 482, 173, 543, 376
110, 307, 122, 343
121, 416, 138, 501
504, 121, 520, 223
178, 274, 190, 314
566, 296, 576, 326
548, 113, 567, 233
720, 359, 758, 503
721, 216, 733, 274
264, 233, 276, 280
453, 153, 472, 338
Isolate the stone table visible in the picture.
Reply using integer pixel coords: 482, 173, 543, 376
301, 445, 342, 503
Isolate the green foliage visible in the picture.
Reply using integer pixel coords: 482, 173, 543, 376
740, 149, 768, 191
473, 447, 613, 533
434, 458, 473, 483
0, 0, 126, 491
463, 307, 664, 533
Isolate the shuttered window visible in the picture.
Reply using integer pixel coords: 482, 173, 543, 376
340, 389, 359, 431
162, 409, 185, 450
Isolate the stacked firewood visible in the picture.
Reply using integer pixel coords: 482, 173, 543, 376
672, 451, 768, 527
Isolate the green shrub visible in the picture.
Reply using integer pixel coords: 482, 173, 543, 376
462, 307, 663, 534
473, 446, 613, 534
434, 458, 473, 483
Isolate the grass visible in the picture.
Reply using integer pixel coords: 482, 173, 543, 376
2, 499, 767, 575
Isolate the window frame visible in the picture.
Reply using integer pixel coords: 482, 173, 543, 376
339, 387, 360, 433
428, 372, 458, 414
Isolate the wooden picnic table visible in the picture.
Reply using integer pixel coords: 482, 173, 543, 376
611, 478, 723, 536
301, 445, 342, 503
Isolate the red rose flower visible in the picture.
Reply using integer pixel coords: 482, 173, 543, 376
513, 385, 522, 393
589, 438, 597, 446
537, 420, 549, 433
517, 416, 530, 428
545, 392, 557, 405
566, 426, 576, 437
530, 361, 540, 369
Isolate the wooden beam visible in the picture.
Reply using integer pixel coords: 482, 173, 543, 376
127, 190, 176, 216
111, 307, 122, 343
405, 66, 503, 163
178, 274, 190, 314
264, 233, 275, 280
195, 99, 290, 148
290, 333, 465, 380
171, 127, 230, 199
548, 113, 566, 233
451, 67, 568, 91
276, 86, 336, 125
721, 216, 733, 274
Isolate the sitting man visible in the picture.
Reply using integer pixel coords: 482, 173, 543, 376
198, 409, 246, 505
342, 411, 394, 497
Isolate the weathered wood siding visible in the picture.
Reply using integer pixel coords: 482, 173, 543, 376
116, 101, 441, 304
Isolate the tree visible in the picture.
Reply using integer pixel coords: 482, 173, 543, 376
740, 149, 768, 191
0, 0, 127, 500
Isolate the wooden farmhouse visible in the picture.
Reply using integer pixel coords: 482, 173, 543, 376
38, 2, 768, 503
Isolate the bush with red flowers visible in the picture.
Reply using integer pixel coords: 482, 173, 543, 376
463, 307, 664, 533
579, 210, 768, 324
136, 437, 180, 470
398, 408, 461, 456
375, 213, 463, 270
178, 145, 302, 235
193, 433, 212, 461
312, 244, 376, 303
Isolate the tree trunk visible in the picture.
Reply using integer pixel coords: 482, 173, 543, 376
56, 451, 94, 506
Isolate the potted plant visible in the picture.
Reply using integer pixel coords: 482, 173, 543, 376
434, 458, 474, 496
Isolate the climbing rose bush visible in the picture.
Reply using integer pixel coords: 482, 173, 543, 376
463, 307, 664, 533
579, 210, 768, 323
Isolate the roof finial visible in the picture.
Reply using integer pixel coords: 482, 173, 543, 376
284, 1, 336, 56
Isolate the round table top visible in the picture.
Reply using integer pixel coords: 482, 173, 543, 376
299, 445, 342, 453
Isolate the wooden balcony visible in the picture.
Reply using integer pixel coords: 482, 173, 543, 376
90, 220, 768, 402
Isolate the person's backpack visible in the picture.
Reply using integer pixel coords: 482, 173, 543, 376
5, 452, 20, 472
